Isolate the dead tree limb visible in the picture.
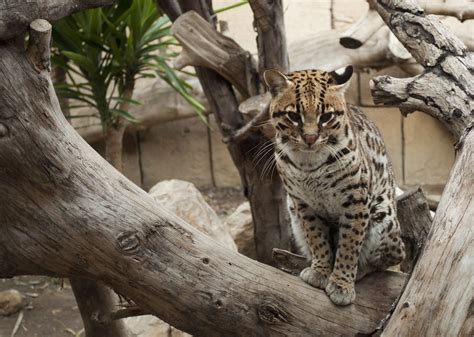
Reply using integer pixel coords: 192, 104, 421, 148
0, 0, 115, 40
369, 0, 473, 140
368, 1, 474, 335
0, 35, 408, 335
171, 11, 259, 98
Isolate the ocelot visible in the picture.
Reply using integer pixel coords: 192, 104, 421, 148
264, 66, 405, 306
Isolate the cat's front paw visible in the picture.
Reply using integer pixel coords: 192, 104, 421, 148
325, 276, 355, 306
300, 266, 330, 289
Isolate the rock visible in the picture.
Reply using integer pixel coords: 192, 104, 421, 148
224, 202, 256, 259
0, 289, 24, 316
149, 179, 237, 251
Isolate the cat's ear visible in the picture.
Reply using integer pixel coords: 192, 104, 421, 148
263, 69, 292, 96
328, 65, 353, 93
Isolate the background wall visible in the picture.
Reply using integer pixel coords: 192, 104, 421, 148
86, 0, 471, 202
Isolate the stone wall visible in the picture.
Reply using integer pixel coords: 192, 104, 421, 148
87, 0, 471, 200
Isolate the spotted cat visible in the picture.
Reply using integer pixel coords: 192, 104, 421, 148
264, 66, 405, 306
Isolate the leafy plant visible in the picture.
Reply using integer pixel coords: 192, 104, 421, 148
52, 0, 205, 169
52, 0, 204, 127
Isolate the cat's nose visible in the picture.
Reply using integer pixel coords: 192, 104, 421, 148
303, 134, 318, 146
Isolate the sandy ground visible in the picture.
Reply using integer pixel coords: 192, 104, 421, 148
0, 187, 245, 337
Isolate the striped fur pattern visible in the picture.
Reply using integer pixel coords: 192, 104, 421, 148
264, 66, 405, 306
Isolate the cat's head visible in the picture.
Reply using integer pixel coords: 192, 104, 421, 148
264, 66, 353, 151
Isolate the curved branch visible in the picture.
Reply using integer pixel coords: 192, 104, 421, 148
369, 0, 474, 140
0, 0, 115, 40
0, 39, 405, 337
171, 11, 259, 98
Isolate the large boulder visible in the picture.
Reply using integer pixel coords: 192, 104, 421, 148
224, 202, 256, 259
149, 179, 237, 251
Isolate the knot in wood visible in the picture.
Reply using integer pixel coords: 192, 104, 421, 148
257, 302, 289, 324
0, 123, 8, 138
116, 230, 141, 256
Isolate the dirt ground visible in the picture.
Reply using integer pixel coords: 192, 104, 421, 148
0, 187, 245, 337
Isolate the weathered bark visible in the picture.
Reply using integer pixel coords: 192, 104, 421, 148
248, 0, 289, 76
395, 188, 432, 273
23, 18, 130, 337
340, 9, 384, 49
368, 0, 474, 335
172, 11, 259, 98
369, 0, 473, 140
170, 0, 291, 265
383, 129, 474, 337
0, 0, 115, 40
52, 62, 70, 118
0, 37, 408, 336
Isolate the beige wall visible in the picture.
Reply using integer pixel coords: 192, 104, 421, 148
89, 0, 466, 198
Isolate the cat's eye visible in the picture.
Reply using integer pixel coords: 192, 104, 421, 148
287, 111, 301, 124
319, 112, 333, 125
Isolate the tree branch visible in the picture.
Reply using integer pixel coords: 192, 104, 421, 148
171, 11, 259, 98
340, 3, 474, 50
27, 19, 52, 72
369, 0, 474, 140
0, 0, 115, 40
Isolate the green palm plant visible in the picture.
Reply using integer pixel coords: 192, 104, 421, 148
52, 0, 204, 170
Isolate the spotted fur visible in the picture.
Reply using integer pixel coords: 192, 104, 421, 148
264, 66, 405, 306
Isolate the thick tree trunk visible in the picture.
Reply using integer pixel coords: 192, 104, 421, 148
0, 31, 406, 336
368, 0, 473, 335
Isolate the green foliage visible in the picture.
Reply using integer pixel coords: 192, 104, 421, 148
52, 0, 205, 130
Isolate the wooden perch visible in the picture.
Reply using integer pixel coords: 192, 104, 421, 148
0, 23, 410, 337
368, 1, 474, 335
0, 0, 115, 40
171, 11, 259, 98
